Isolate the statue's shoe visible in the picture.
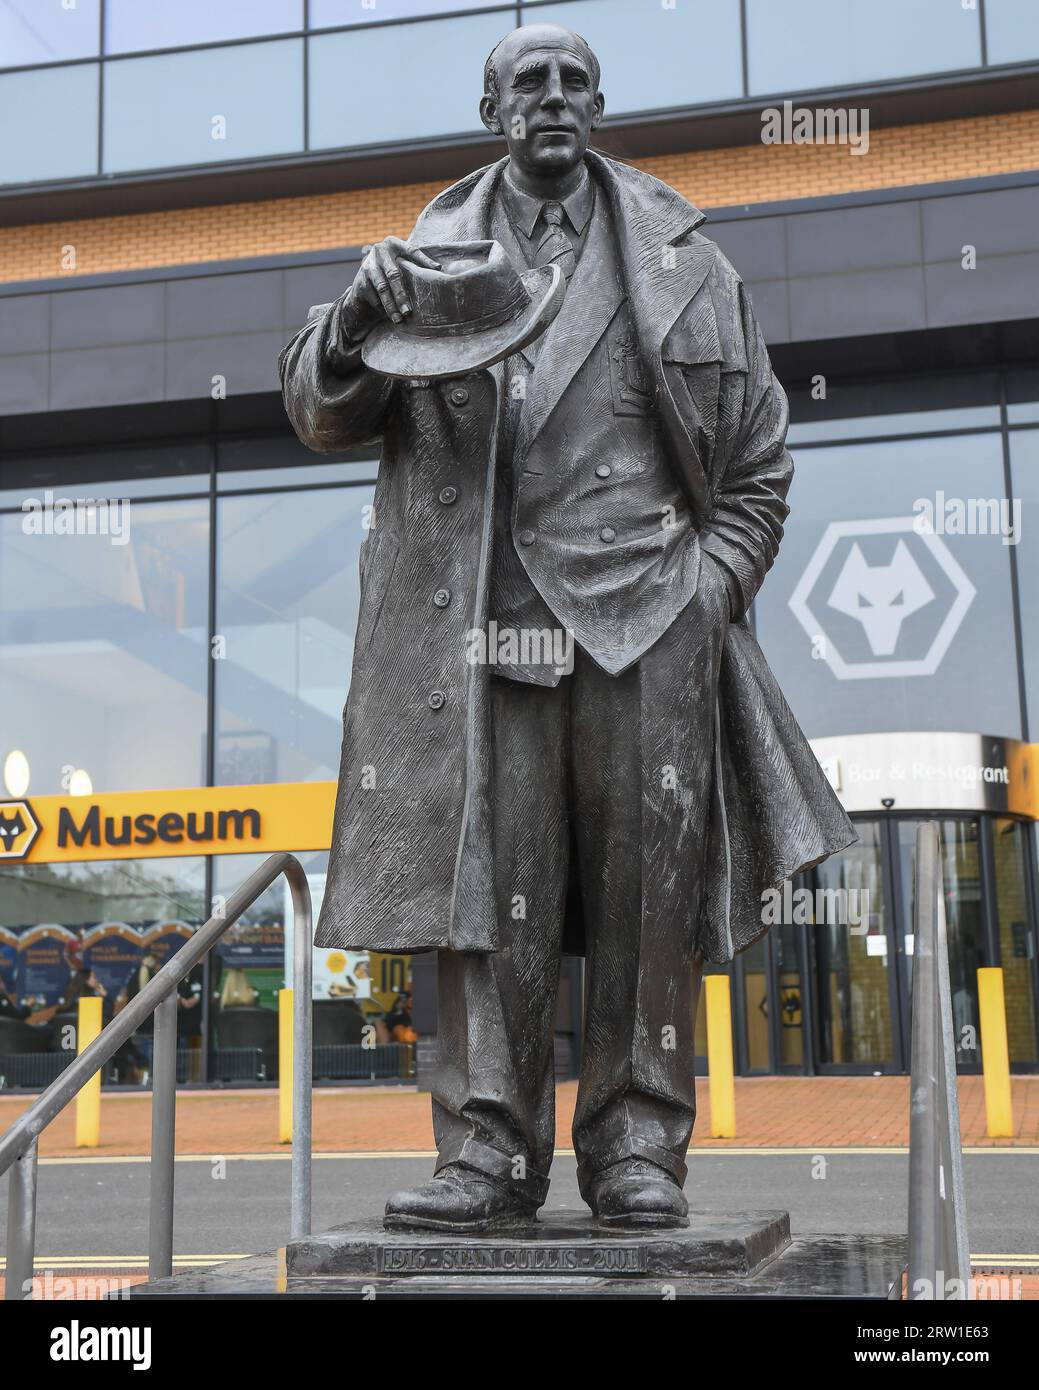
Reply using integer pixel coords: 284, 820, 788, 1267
587, 1159, 689, 1229
384, 1163, 538, 1233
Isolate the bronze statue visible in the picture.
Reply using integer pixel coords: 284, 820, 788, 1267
280, 23, 854, 1232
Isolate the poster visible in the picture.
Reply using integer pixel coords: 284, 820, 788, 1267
283, 872, 371, 1002
0, 926, 17, 994
81, 922, 143, 1000
13, 924, 77, 1008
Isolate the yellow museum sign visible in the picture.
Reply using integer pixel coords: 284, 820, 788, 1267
0, 782, 337, 865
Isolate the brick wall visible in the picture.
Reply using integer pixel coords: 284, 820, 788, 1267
3, 107, 1038, 285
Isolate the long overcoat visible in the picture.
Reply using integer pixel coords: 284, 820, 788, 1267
280, 150, 856, 963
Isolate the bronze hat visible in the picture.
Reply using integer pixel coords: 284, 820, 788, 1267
362, 240, 564, 380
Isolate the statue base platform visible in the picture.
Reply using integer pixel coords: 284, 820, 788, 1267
126, 1211, 906, 1299
288, 1209, 790, 1280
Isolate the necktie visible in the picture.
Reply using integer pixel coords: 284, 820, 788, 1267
535, 202, 576, 282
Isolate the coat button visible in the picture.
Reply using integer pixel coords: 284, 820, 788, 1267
428, 690, 446, 710
595, 464, 612, 479
600, 526, 617, 543
519, 530, 535, 546
439, 486, 457, 505
433, 589, 451, 608
449, 386, 470, 407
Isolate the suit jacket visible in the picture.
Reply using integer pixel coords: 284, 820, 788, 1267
489, 180, 703, 682
279, 149, 856, 962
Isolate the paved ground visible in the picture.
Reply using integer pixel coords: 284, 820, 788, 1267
1, 1151, 1036, 1297
2, 1077, 1036, 1297
2, 1074, 1037, 1159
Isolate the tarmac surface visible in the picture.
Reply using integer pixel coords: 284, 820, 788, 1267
1, 1076, 1036, 1297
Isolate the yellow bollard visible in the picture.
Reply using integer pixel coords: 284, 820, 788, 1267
705, 974, 736, 1139
278, 988, 293, 1144
977, 967, 1013, 1138
74, 996, 103, 1149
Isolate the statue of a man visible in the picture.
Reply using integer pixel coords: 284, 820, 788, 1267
281, 23, 853, 1232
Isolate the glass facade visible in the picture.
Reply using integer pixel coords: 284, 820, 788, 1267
746, 0, 981, 94
0, 497, 211, 797
527, 0, 743, 111
0, 0, 101, 66
1, 0, 1033, 185
1, 364, 1037, 1084
309, 11, 507, 148
0, 63, 99, 185
104, 0, 304, 55
0, 440, 417, 1088
103, 39, 305, 174
755, 431, 1021, 739
214, 483, 374, 786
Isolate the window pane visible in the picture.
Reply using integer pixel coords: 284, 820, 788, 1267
104, 0, 303, 54
897, 819, 983, 1067
787, 407, 999, 445
0, 500, 210, 796
788, 371, 1001, 441
0, 0, 100, 68
528, 0, 742, 111
0, 857, 205, 1089
103, 40, 303, 174
991, 819, 1038, 1066
1009, 431, 1039, 723
747, 0, 981, 93
0, 442, 211, 508
311, 0, 509, 24
741, 938, 770, 1069
215, 433, 376, 492
985, 0, 1039, 65
1006, 367, 1039, 424
210, 850, 327, 1084
0, 64, 98, 185
754, 432, 1021, 737
775, 919, 805, 1067
215, 484, 374, 786
309, 12, 505, 147
811, 822, 893, 1067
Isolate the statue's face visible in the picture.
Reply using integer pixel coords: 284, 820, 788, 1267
481, 29, 604, 180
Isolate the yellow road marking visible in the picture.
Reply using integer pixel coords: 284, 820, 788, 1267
28, 1144, 1039, 1165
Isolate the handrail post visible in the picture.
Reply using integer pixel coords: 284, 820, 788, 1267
907, 822, 970, 1300
289, 862, 312, 1241
0, 852, 314, 1287
149, 991, 178, 1281
4, 1139, 38, 1301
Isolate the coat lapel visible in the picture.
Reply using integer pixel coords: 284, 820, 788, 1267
410, 157, 508, 247
586, 150, 714, 367
584, 152, 720, 526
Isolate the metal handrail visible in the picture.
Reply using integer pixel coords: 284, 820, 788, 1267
1, 852, 312, 1301
905, 821, 970, 1300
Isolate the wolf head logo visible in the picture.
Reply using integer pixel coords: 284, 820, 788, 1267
0, 809, 26, 851
827, 540, 935, 656
0, 801, 40, 860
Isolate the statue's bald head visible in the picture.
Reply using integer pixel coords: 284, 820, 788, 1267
480, 23, 604, 187
483, 23, 600, 102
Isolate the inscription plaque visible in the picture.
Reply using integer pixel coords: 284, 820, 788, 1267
378, 1242, 647, 1276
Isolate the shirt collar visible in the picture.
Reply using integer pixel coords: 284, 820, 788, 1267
500, 164, 595, 240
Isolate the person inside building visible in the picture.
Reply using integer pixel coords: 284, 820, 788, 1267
0, 979, 30, 1022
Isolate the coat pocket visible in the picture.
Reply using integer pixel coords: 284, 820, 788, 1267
354, 531, 400, 654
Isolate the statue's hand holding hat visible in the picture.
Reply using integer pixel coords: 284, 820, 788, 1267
362, 240, 564, 380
